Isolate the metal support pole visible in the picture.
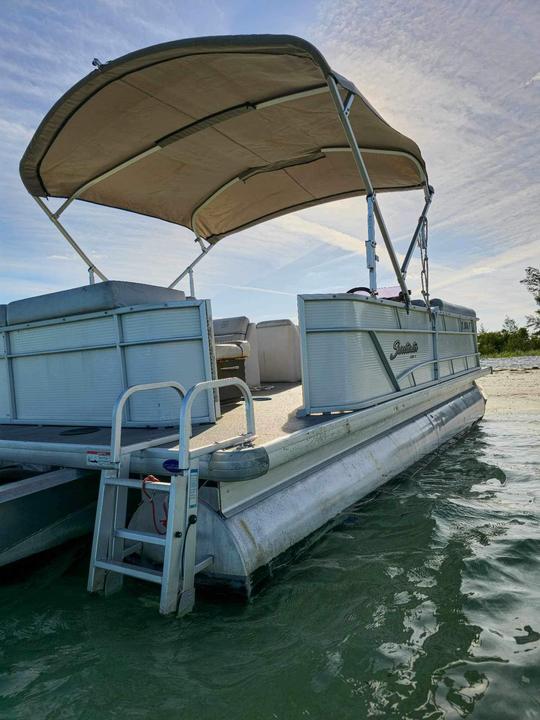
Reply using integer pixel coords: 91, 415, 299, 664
188, 268, 195, 297
371, 200, 410, 302
401, 188, 434, 277
327, 78, 374, 195
33, 196, 109, 282
88, 267, 95, 285
168, 238, 214, 290
327, 76, 410, 301
432, 311, 439, 381
366, 195, 377, 292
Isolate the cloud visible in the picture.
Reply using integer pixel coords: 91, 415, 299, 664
0, 0, 538, 330
524, 71, 540, 87
213, 283, 297, 297
305, 0, 540, 326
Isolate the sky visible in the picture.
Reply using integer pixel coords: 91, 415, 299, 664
0, 0, 538, 330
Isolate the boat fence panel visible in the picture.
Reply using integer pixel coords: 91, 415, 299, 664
0, 301, 216, 426
298, 294, 479, 414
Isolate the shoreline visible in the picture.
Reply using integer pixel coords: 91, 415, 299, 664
477, 366, 540, 416
481, 353, 540, 360
480, 354, 540, 372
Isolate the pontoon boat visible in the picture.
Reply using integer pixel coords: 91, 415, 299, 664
0, 35, 487, 615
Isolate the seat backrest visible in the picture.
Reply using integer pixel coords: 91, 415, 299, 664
430, 298, 477, 318
256, 319, 301, 383
213, 316, 250, 342
6, 281, 186, 326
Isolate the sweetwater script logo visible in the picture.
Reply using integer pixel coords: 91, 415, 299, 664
389, 339, 418, 360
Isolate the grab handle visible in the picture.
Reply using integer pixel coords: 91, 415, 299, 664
177, 378, 255, 471
111, 381, 186, 464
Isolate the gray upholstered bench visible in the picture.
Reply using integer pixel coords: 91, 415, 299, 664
0, 281, 221, 426
213, 316, 260, 401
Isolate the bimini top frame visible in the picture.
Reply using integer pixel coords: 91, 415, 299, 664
20, 34, 433, 299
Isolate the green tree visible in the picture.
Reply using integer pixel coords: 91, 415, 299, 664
502, 316, 518, 333
520, 266, 540, 334
477, 268, 540, 355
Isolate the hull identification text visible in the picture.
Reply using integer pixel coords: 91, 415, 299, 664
389, 340, 418, 360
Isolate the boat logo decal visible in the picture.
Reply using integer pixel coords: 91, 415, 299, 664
390, 340, 418, 360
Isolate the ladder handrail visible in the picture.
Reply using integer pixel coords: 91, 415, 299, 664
111, 381, 186, 464
178, 378, 255, 471
92, 377, 253, 616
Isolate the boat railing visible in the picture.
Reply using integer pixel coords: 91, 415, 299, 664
177, 378, 256, 471
396, 352, 480, 384
110, 381, 187, 466
109, 377, 256, 469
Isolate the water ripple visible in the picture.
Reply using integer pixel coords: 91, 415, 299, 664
0, 400, 539, 719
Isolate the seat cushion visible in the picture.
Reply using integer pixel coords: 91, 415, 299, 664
7, 281, 186, 325
256, 318, 295, 329
213, 316, 250, 342
215, 341, 250, 360
257, 319, 301, 383
430, 298, 477, 318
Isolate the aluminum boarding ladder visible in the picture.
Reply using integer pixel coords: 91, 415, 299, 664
87, 378, 256, 616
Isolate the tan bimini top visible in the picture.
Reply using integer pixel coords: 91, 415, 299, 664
20, 35, 428, 243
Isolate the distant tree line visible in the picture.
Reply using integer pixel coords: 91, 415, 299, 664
478, 267, 540, 356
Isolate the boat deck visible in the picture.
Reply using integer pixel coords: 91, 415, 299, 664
0, 383, 328, 458
192, 382, 328, 448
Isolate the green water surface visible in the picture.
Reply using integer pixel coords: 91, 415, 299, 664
0, 409, 538, 719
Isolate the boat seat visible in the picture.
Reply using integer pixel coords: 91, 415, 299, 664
0, 305, 6, 327
6, 281, 186, 326
430, 298, 477, 318
213, 316, 260, 387
257, 319, 301, 383
213, 315, 250, 344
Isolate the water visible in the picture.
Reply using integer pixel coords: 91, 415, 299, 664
481, 355, 540, 370
0, 378, 539, 719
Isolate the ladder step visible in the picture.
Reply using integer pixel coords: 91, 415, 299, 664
94, 559, 163, 584
114, 528, 167, 546
104, 477, 170, 492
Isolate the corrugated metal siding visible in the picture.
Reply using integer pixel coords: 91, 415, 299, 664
121, 306, 201, 342
299, 295, 478, 413
438, 360, 453, 378
1, 301, 214, 426
12, 348, 122, 421
306, 331, 394, 407
125, 341, 209, 421
398, 307, 431, 330
0, 358, 10, 420
304, 299, 397, 330
10, 316, 116, 354
412, 365, 434, 385
377, 332, 433, 380
438, 333, 475, 359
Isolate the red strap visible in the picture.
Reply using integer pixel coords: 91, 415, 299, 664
142, 475, 167, 535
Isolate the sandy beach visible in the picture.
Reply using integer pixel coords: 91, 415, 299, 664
477, 367, 540, 417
